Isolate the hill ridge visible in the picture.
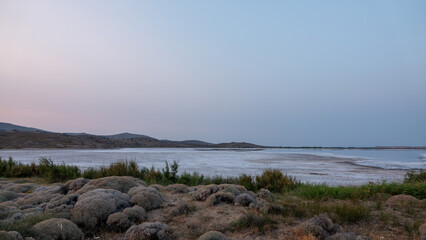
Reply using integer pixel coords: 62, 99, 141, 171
0, 122, 262, 149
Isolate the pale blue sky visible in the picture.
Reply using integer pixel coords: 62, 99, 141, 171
1, 1, 425, 146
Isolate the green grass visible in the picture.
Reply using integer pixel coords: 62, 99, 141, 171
0, 157, 80, 183
0, 213, 59, 237
1, 157, 424, 201
288, 181, 426, 200
233, 212, 277, 232
278, 200, 371, 224
329, 202, 371, 224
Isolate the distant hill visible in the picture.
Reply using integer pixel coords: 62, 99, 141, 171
0, 122, 48, 133
216, 142, 262, 148
0, 122, 263, 149
103, 132, 155, 140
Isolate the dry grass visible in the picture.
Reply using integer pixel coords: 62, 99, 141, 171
286, 232, 317, 240
8, 177, 50, 185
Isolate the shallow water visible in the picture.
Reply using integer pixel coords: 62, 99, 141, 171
0, 148, 424, 186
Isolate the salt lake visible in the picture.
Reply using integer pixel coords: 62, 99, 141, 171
0, 148, 425, 186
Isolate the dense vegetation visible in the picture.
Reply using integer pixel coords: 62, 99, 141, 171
0, 157, 425, 200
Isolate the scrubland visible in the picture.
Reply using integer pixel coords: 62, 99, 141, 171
0, 157, 425, 240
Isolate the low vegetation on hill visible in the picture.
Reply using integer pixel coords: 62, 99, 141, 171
0, 157, 425, 239
0, 131, 262, 149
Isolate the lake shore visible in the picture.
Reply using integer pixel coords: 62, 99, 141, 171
2, 148, 425, 186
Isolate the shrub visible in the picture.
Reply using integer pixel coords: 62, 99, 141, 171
0, 157, 80, 182
238, 174, 255, 191
82, 160, 144, 179
256, 169, 299, 193
144, 166, 163, 184
404, 170, 426, 183
0, 213, 59, 237
177, 171, 205, 186
104, 160, 142, 178
161, 161, 179, 184
82, 167, 99, 179
38, 158, 81, 182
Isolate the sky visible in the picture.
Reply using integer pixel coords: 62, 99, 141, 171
1, 1, 425, 147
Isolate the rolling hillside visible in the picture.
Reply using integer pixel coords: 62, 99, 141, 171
0, 122, 262, 149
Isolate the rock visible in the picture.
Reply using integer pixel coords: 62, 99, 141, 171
234, 193, 257, 206
4, 183, 38, 193
257, 188, 274, 200
191, 185, 219, 201
191, 184, 247, 201
45, 204, 74, 219
15, 191, 61, 207
44, 194, 79, 219
420, 222, 426, 240
294, 214, 340, 239
2, 207, 43, 224
9, 212, 23, 222
21, 207, 43, 216
169, 201, 195, 216
129, 186, 164, 211
71, 189, 131, 229
165, 184, 189, 193
46, 194, 79, 209
386, 194, 419, 207
107, 212, 131, 232
123, 205, 146, 223
217, 184, 247, 197
19, 204, 34, 210
76, 176, 147, 194
0, 191, 20, 203
329, 232, 357, 240
0, 231, 24, 240
149, 184, 165, 192
197, 231, 227, 240
259, 203, 284, 214
205, 192, 235, 206
32, 218, 83, 240
61, 178, 89, 194
125, 222, 168, 240
0, 205, 10, 219
33, 184, 63, 194
247, 191, 257, 198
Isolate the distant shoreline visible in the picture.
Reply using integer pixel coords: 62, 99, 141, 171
1, 123, 425, 150
1, 146, 426, 150
271, 146, 426, 150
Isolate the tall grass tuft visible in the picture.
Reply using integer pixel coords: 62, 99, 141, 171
38, 158, 80, 182
404, 170, 426, 183
0, 157, 80, 183
331, 202, 371, 224
233, 212, 277, 232
256, 169, 300, 193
